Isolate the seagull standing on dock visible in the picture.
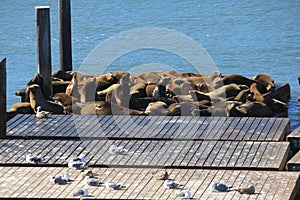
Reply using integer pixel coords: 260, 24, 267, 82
85, 175, 102, 186
26, 153, 44, 164
72, 188, 89, 197
174, 190, 191, 198
104, 180, 124, 190
35, 106, 51, 119
211, 182, 232, 192
164, 179, 182, 189
68, 154, 86, 170
50, 172, 71, 185
108, 145, 127, 155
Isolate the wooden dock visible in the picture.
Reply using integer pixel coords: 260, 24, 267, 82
1, 114, 299, 199
0, 167, 299, 200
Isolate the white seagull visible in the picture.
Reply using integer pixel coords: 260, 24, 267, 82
108, 145, 127, 155
35, 106, 51, 119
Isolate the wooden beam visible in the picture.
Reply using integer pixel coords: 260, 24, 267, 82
0, 58, 6, 138
58, 0, 72, 71
36, 6, 53, 99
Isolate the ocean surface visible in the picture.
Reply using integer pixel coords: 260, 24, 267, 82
1, 0, 299, 130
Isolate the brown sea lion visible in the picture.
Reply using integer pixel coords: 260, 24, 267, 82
190, 83, 245, 102
53, 93, 80, 114
130, 83, 147, 97
66, 73, 80, 98
214, 74, 267, 93
145, 101, 168, 115
77, 77, 98, 102
233, 89, 251, 103
7, 102, 34, 121
112, 73, 130, 107
52, 70, 72, 81
249, 83, 264, 102
28, 84, 64, 114
253, 73, 274, 91
227, 101, 273, 117
80, 101, 144, 115
298, 76, 300, 85
145, 83, 157, 97
52, 80, 71, 94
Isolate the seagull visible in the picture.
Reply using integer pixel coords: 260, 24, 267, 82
174, 190, 191, 198
151, 169, 169, 180
211, 182, 232, 192
104, 180, 123, 190
72, 188, 89, 197
36, 106, 51, 119
26, 153, 44, 164
50, 172, 71, 185
85, 176, 102, 186
108, 145, 127, 155
164, 179, 182, 189
68, 154, 86, 170
234, 185, 255, 194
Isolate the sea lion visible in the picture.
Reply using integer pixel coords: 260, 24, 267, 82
152, 77, 176, 105
66, 73, 80, 99
145, 83, 157, 97
52, 70, 72, 81
113, 73, 130, 107
28, 84, 64, 114
145, 101, 168, 115
190, 84, 245, 102
166, 81, 182, 97
130, 83, 147, 97
7, 102, 34, 121
53, 93, 80, 114
249, 83, 264, 102
233, 89, 251, 103
298, 76, 300, 85
214, 74, 267, 93
80, 101, 145, 115
77, 77, 98, 102
253, 73, 274, 91
227, 101, 273, 117
52, 80, 71, 94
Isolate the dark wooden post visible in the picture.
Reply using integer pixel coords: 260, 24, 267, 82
36, 6, 53, 99
0, 58, 6, 138
58, 0, 72, 71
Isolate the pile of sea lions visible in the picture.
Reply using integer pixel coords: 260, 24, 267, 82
8, 70, 289, 120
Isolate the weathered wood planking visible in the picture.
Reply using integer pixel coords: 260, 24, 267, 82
0, 167, 299, 199
7, 114, 290, 141
287, 150, 300, 171
0, 139, 290, 170
287, 125, 300, 154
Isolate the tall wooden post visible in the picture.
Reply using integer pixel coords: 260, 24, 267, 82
58, 0, 72, 71
0, 58, 6, 139
36, 6, 52, 99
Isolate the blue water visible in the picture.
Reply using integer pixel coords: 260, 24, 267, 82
1, 0, 299, 130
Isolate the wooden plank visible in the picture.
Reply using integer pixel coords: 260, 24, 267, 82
240, 117, 262, 141
249, 118, 270, 141
255, 118, 275, 141
228, 117, 248, 140
287, 150, 300, 171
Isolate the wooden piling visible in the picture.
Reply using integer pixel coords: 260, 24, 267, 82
36, 6, 53, 99
0, 58, 6, 138
58, 0, 72, 71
